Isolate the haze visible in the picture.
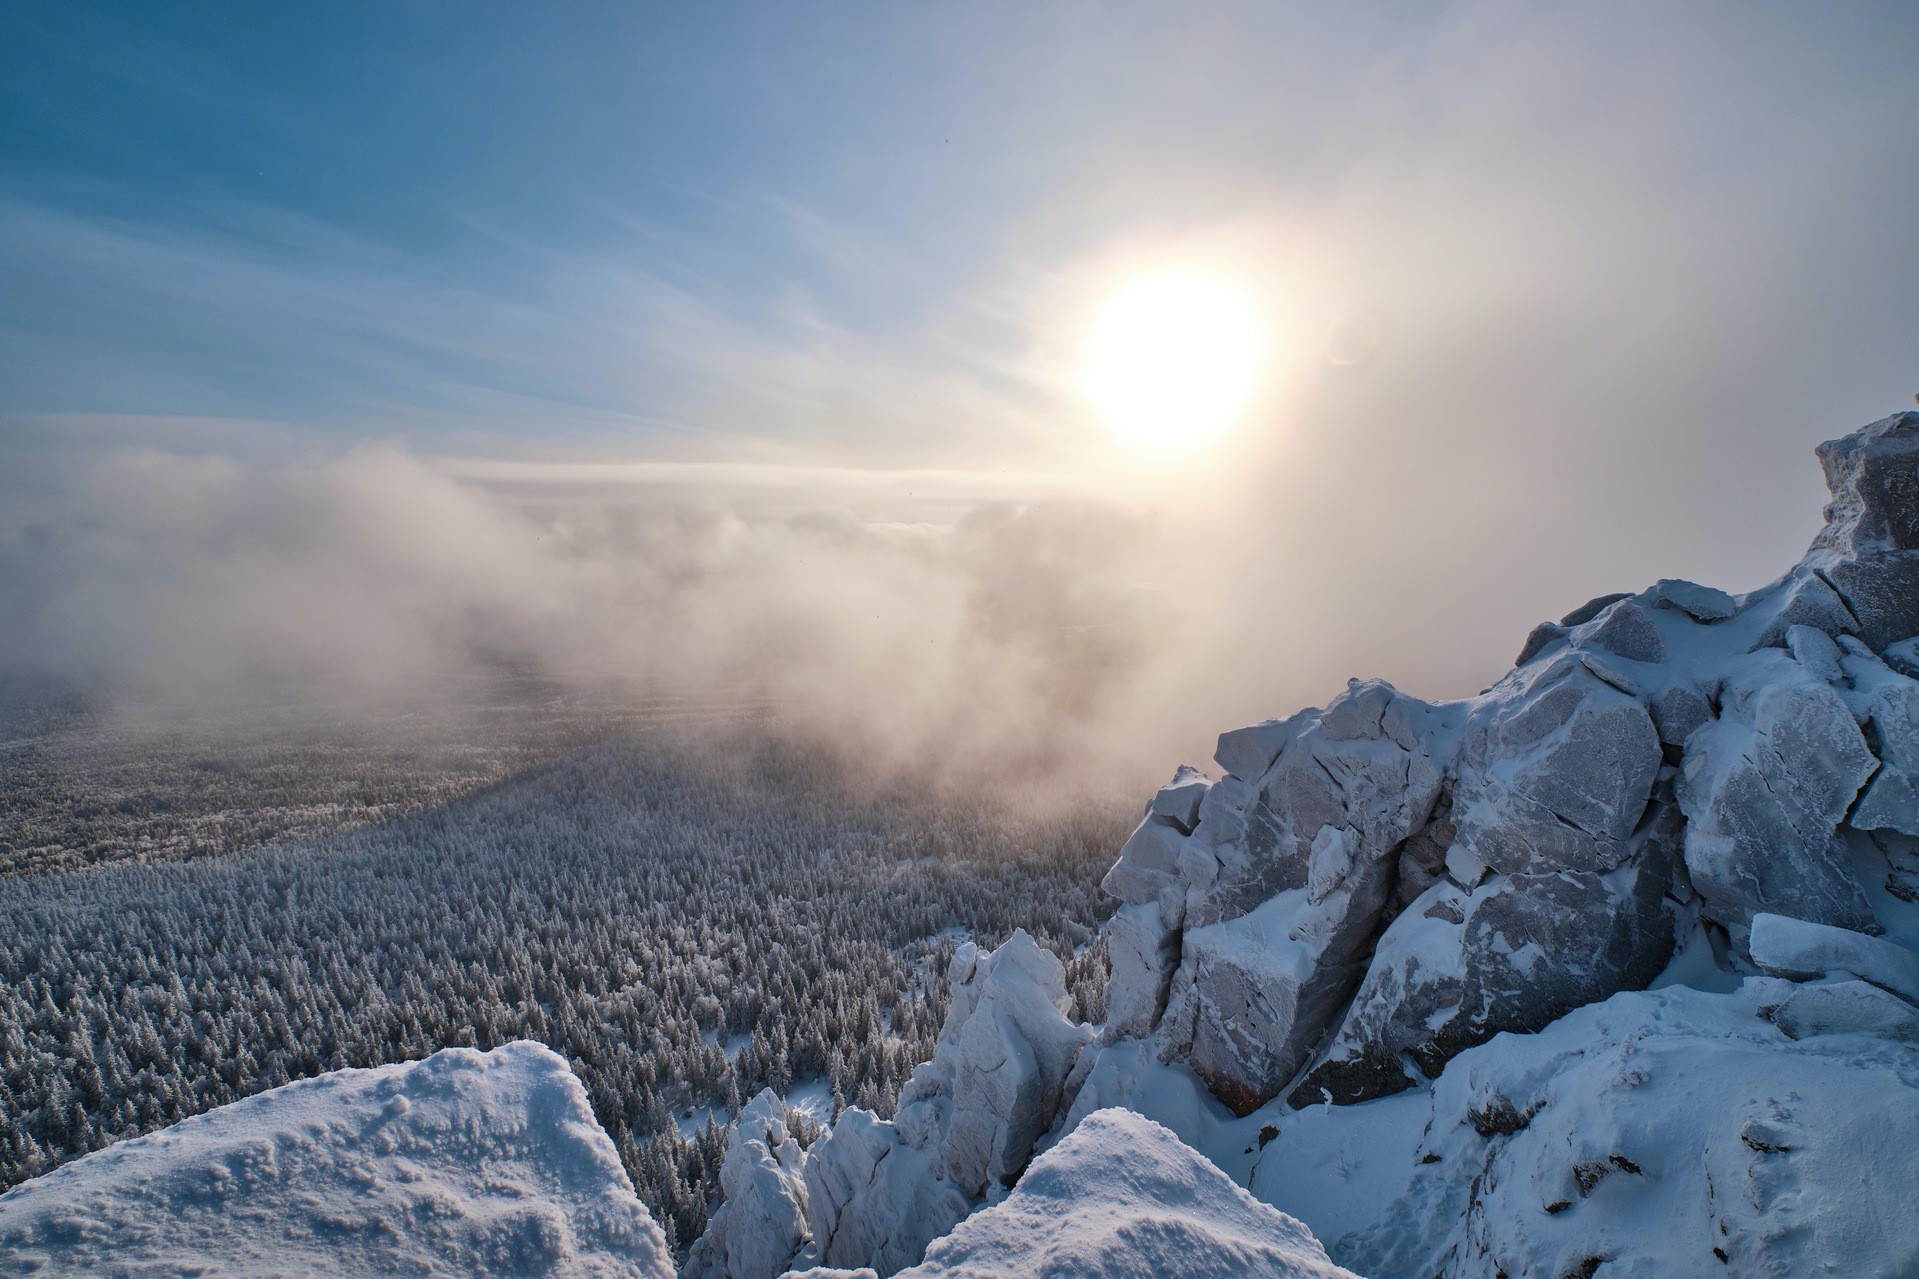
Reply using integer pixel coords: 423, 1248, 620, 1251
3, 2, 1917, 781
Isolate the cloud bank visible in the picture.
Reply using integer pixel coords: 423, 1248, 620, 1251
0, 445, 1187, 790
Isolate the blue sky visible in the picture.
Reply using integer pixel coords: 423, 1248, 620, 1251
5, 2, 1919, 738
9, 1, 1909, 473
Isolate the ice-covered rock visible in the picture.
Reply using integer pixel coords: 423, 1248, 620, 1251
786, 1109, 1356, 1279
1651, 577, 1737, 622
1257, 980, 1919, 1278
801, 1108, 967, 1278
1765, 978, 1919, 1041
1443, 658, 1661, 882
1802, 410, 1919, 647
897, 932, 1091, 1197
1102, 900, 1179, 1039
1839, 644, 1919, 836
685, 1090, 812, 1279
0, 1041, 676, 1279
790, 931, 1091, 1276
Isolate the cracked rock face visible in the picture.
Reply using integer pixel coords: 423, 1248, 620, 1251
1292, 804, 1677, 1106
1144, 680, 1447, 1113
1096, 410, 1919, 1116
1443, 660, 1662, 882
1675, 651, 1878, 934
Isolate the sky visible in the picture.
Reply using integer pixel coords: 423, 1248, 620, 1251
2, 2, 1917, 777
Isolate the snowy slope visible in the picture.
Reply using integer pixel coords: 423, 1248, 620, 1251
0, 1041, 674, 1279
785, 1108, 1357, 1279
1256, 979, 1919, 1278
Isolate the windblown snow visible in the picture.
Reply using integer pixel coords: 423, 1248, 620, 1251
0, 1041, 675, 1279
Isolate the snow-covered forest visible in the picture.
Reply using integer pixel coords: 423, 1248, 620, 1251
0, 733, 1119, 1249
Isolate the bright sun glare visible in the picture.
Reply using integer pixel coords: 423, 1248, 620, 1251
1083, 272, 1264, 449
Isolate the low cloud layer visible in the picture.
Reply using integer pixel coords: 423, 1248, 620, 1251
0, 444, 1189, 790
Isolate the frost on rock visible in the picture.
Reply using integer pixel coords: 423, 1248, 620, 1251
1259, 980, 1919, 1279
1675, 648, 1878, 934
791, 931, 1091, 1277
1748, 910, 1919, 1004
787, 1109, 1357, 1279
0, 1041, 676, 1279
685, 1090, 812, 1279
1095, 409, 1919, 1114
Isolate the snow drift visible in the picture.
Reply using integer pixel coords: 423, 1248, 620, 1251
0, 1040, 676, 1279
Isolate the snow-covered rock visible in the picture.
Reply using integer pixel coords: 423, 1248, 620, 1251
788, 931, 1092, 1277
685, 1090, 812, 1279
1146, 680, 1448, 1112
1801, 409, 1919, 647
0, 1040, 675, 1279
786, 1109, 1356, 1279
1675, 648, 1879, 934
895, 931, 1091, 1198
1748, 911, 1919, 1004
1257, 980, 1919, 1278
1096, 409, 1919, 1112
800, 1107, 965, 1279
1292, 808, 1676, 1105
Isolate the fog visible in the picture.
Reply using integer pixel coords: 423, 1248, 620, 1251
0, 445, 1195, 791
2, 3, 1916, 791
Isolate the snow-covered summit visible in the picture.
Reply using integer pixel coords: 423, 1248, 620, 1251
0, 1040, 675, 1279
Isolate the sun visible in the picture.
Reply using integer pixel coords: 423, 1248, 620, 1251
1083, 272, 1264, 449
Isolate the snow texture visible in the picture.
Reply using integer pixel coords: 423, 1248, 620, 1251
1256, 978, 1919, 1278
785, 1109, 1355, 1279
0, 1040, 675, 1279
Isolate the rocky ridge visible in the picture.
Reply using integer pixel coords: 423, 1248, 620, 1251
1102, 410, 1919, 1113
690, 409, 1919, 1279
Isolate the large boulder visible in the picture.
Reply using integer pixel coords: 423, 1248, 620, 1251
1748, 911, 1919, 1004
1146, 681, 1449, 1113
1838, 640, 1919, 837
1442, 657, 1662, 883
1292, 801, 1677, 1105
1803, 411, 1919, 647
1675, 649, 1879, 934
